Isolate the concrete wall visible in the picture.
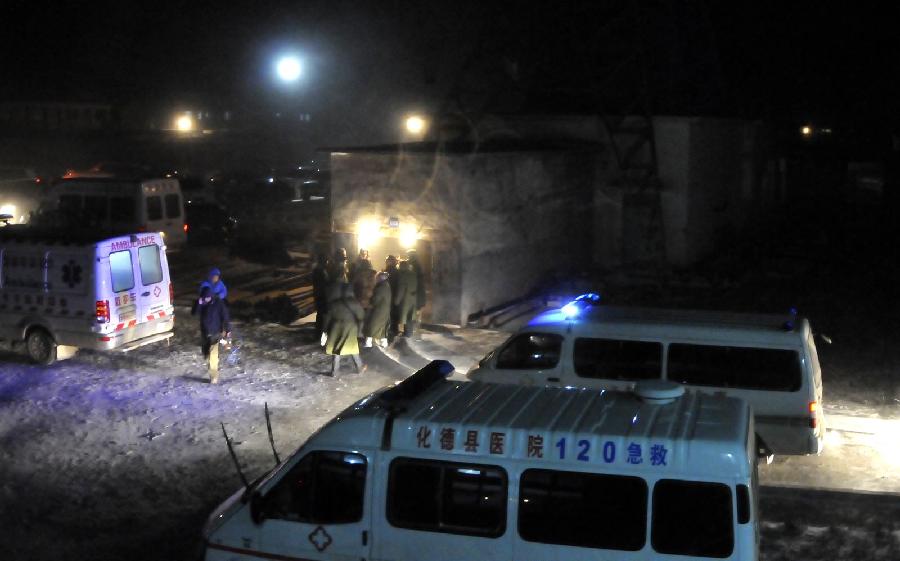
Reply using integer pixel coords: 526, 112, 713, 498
329, 147, 599, 325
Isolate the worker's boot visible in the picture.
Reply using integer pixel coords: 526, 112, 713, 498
364, 337, 373, 348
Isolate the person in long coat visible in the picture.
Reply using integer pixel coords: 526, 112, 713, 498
364, 272, 392, 348
395, 260, 419, 337
351, 260, 376, 309
324, 283, 366, 376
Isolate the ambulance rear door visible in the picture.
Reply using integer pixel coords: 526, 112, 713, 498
133, 234, 171, 325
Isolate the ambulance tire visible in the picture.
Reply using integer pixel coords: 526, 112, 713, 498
26, 328, 57, 366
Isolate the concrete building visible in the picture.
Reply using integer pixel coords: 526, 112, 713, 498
324, 115, 781, 325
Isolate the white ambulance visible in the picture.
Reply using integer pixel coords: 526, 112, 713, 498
0, 229, 174, 364
204, 360, 759, 561
41, 177, 187, 250
467, 294, 826, 459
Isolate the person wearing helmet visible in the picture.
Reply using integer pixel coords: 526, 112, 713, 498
193, 285, 231, 384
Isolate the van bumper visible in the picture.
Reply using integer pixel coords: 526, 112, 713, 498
64, 317, 175, 351
756, 414, 824, 455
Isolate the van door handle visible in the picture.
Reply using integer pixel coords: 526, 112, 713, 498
141, 291, 150, 297
547, 377, 560, 383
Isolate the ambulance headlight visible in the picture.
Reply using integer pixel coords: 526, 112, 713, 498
357, 219, 381, 249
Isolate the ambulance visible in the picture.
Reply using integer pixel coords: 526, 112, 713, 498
0, 228, 174, 364
203, 360, 759, 561
467, 294, 826, 459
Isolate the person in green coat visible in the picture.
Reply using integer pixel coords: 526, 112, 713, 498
395, 260, 419, 337
324, 283, 366, 376
364, 272, 392, 348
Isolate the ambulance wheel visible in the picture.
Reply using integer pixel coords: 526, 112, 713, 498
26, 329, 57, 366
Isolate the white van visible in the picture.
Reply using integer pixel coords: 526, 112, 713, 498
0, 229, 174, 364
41, 177, 187, 250
467, 296, 825, 458
204, 360, 759, 561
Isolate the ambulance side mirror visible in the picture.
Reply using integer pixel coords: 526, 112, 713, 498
249, 492, 267, 525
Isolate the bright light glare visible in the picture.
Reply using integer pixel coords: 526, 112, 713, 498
405, 115, 426, 134
801, 125, 812, 137
399, 224, 418, 248
561, 303, 580, 318
176, 115, 193, 132
0, 204, 16, 217
357, 219, 381, 250
276, 56, 302, 82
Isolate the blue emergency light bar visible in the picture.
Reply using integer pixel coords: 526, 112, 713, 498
561, 292, 601, 319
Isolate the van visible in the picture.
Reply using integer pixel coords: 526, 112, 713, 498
0, 229, 174, 364
204, 360, 759, 561
40, 177, 187, 250
467, 296, 825, 458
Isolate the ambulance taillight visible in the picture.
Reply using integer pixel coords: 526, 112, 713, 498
809, 401, 818, 429
96, 300, 110, 323
169, 282, 174, 305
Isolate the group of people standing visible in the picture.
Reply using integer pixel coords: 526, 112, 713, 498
313, 246, 425, 376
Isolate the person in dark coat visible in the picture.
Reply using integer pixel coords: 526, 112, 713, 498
311, 253, 330, 336
385, 255, 399, 336
351, 260, 376, 309
364, 272, 392, 348
395, 260, 419, 337
328, 247, 349, 284
324, 283, 366, 376
193, 286, 231, 384
406, 249, 426, 311
348, 249, 371, 280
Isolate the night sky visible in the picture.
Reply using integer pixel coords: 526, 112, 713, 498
2, 1, 898, 138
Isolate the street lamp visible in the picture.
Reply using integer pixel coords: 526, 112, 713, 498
175, 114, 194, 133
405, 115, 427, 135
276, 55, 303, 82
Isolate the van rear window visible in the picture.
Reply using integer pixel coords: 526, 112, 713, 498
495, 333, 563, 370
652, 479, 734, 558
387, 458, 507, 537
146, 196, 163, 221
138, 244, 163, 285
109, 250, 134, 293
667, 344, 802, 391
519, 469, 647, 551
164, 194, 181, 218
573, 338, 663, 380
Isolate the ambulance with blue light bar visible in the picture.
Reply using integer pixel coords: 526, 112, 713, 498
203, 360, 759, 561
0, 229, 174, 364
468, 293, 825, 459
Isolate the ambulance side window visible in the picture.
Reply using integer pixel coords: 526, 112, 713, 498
495, 333, 563, 370
573, 338, 662, 380
138, 245, 163, 285
109, 250, 135, 293
146, 196, 163, 221
164, 194, 181, 218
651, 479, 734, 558
518, 468, 647, 551
264, 451, 366, 524
110, 196, 136, 224
387, 458, 507, 537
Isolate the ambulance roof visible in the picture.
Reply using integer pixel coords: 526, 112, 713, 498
0, 227, 152, 247
527, 305, 809, 346
314, 379, 753, 480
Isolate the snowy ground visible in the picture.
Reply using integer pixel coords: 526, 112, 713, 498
0, 313, 405, 561
2, 226, 900, 560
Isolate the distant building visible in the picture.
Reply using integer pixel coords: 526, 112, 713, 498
0, 101, 113, 131
324, 115, 782, 325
